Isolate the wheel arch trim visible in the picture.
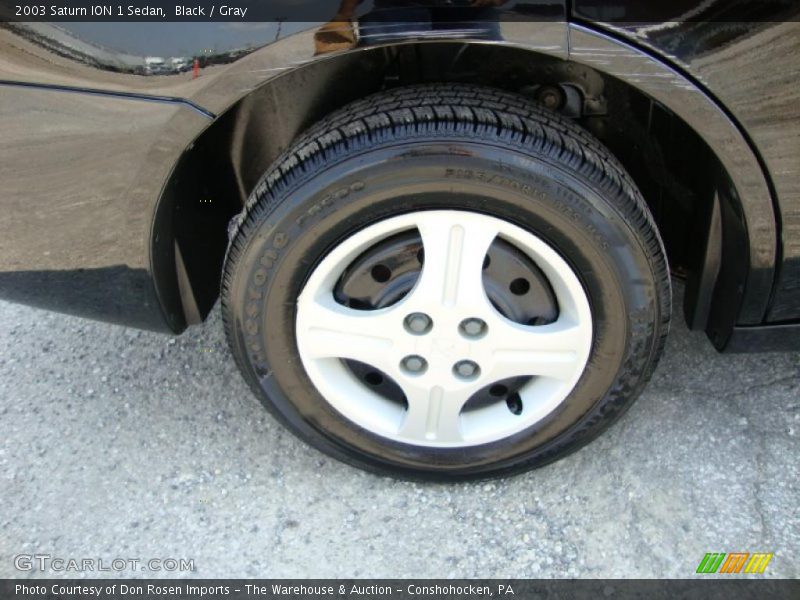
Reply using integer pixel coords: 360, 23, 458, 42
566, 23, 776, 329
153, 22, 777, 344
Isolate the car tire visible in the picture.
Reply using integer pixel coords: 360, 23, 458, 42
221, 84, 671, 480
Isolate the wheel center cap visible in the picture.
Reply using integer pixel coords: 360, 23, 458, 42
415, 335, 470, 361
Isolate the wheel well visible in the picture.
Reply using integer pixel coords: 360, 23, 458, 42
157, 42, 733, 337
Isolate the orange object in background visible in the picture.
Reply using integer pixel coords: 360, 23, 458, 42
192, 58, 199, 79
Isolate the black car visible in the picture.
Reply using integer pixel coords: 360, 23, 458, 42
0, 1, 798, 479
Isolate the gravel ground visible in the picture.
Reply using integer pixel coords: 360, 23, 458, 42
0, 285, 798, 579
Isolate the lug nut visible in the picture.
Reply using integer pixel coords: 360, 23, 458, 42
459, 318, 487, 338
404, 312, 432, 335
453, 360, 481, 380
401, 355, 428, 375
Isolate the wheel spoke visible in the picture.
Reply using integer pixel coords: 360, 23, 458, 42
398, 384, 468, 443
296, 294, 399, 371
485, 318, 588, 382
411, 213, 497, 311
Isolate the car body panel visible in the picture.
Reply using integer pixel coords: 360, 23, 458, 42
567, 24, 777, 326
0, 3, 797, 347
0, 81, 210, 330
568, 10, 800, 323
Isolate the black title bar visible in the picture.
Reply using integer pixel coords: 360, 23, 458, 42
1, 1, 799, 23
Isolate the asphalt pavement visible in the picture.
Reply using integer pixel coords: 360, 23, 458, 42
1, 284, 798, 578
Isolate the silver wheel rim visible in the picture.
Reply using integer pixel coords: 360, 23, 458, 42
296, 210, 593, 448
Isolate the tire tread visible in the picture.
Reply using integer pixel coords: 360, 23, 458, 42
221, 84, 671, 478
